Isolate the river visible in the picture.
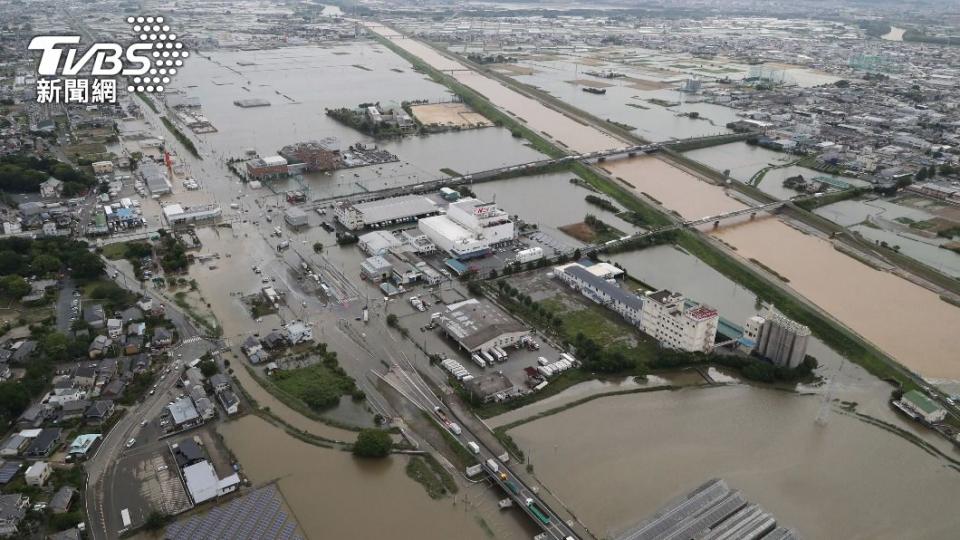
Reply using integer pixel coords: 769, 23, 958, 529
506, 386, 960, 540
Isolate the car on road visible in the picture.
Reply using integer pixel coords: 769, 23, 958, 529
140, 420, 148, 426
125, 438, 136, 448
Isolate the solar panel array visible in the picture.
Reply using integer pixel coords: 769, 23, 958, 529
0, 462, 21, 484
165, 485, 302, 540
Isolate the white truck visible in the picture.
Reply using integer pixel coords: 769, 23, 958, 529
467, 441, 480, 454
471, 354, 486, 368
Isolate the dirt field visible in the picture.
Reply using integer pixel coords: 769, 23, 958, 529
409, 102, 493, 128
492, 64, 537, 76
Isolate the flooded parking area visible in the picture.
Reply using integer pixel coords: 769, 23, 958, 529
506, 386, 960, 540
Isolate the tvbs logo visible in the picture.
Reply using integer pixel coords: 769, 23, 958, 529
29, 16, 188, 103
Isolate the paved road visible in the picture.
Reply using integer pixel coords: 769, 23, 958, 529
84, 260, 211, 540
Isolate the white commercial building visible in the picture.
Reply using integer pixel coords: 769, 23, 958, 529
182, 460, 241, 504
640, 290, 719, 352
418, 198, 515, 259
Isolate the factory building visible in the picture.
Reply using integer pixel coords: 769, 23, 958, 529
418, 197, 515, 259
335, 195, 438, 230
139, 160, 171, 195
555, 262, 643, 325
358, 230, 403, 256
750, 307, 811, 369
246, 155, 288, 180
640, 290, 718, 353
279, 138, 342, 172
360, 255, 393, 281
438, 298, 528, 354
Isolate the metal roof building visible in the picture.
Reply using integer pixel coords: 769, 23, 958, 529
439, 298, 528, 353
335, 194, 438, 230
167, 397, 200, 426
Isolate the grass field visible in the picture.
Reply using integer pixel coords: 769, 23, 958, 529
272, 362, 358, 411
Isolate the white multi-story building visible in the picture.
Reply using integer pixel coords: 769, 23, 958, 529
419, 197, 515, 259
640, 290, 718, 352
555, 263, 643, 325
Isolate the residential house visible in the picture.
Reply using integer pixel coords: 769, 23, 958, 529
241, 336, 268, 364
153, 327, 173, 347
124, 336, 143, 355
0, 493, 28, 536
25, 428, 62, 457
39, 177, 63, 199
85, 400, 115, 423
73, 366, 96, 387
9, 340, 36, 363
88, 335, 112, 359
17, 403, 50, 428
209, 374, 231, 393
24, 461, 50, 486
58, 399, 91, 422
218, 390, 240, 415
106, 318, 123, 339
49, 486, 76, 514
0, 436, 28, 457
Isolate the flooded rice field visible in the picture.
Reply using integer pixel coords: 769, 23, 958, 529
220, 416, 517, 540
683, 142, 871, 200
506, 385, 960, 540
366, 24, 623, 153
175, 42, 548, 198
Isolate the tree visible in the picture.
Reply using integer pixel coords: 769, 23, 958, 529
312, 242, 324, 254
0, 275, 29, 300
143, 511, 172, 530
915, 168, 928, 182
70, 250, 104, 279
386, 313, 398, 327
352, 429, 392, 458
198, 358, 219, 378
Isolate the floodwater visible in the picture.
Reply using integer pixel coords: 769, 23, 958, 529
472, 170, 642, 240
366, 23, 623, 153
174, 43, 547, 196
219, 415, 502, 540
882, 27, 907, 41
502, 58, 741, 142
714, 218, 960, 380
507, 386, 960, 540
683, 142, 870, 200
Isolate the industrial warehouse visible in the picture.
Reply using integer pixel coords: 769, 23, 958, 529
438, 298, 529, 353
335, 194, 439, 230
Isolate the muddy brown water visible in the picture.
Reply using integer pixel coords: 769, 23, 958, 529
507, 386, 960, 540
219, 415, 502, 540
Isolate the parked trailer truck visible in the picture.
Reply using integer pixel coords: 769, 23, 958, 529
480, 350, 495, 365
472, 354, 486, 368
467, 441, 480, 454
494, 346, 508, 360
